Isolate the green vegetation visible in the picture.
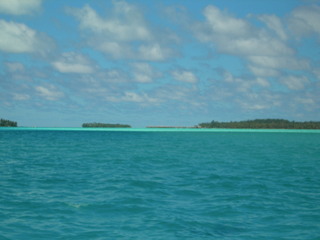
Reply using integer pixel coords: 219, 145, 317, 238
198, 119, 320, 129
82, 122, 131, 128
0, 118, 17, 127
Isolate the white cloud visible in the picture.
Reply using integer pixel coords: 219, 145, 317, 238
35, 85, 64, 100
222, 71, 270, 93
193, 5, 252, 44
236, 91, 281, 111
280, 76, 309, 90
71, 3, 151, 42
241, 103, 269, 110
70, 2, 173, 60
52, 52, 95, 74
289, 5, 320, 39
313, 68, 320, 80
0, 20, 38, 53
132, 63, 161, 83
223, 72, 253, 92
203, 5, 252, 38
106, 91, 159, 104
123, 92, 152, 103
295, 97, 315, 105
172, 70, 198, 83
138, 43, 172, 61
248, 65, 279, 77
5, 62, 25, 72
221, 35, 293, 57
256, 78, 270, 87
194, 6, 293, 57
102, 70, 128, 83
96, 41, 172, 61
258, 15, 287, 40
154, 84, 198, 103
0, 20, 53, 54
13, 93, 30, 101
192, 5, 311, 78
248, 56, 310, 70
97, 41, 133, 59
0, 0, 42, 15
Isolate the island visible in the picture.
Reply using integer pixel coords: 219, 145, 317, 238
146, 126, 197, 128
0, 118, 17, 127
197, 119, 320, 129
82, 122, 131, 128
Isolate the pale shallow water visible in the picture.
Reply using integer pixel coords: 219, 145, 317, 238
1, 128, 320, 239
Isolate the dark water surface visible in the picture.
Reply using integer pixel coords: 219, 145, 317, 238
1, 129, 320, 239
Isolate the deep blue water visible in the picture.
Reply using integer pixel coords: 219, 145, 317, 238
1, 129, 320, 239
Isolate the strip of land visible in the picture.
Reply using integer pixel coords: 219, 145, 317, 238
0, 118, 17, 127
2, 118, 320, 129
82, 123, 131, 128
197, 119, 320, 129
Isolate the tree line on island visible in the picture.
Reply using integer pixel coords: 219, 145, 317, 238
197, 119, 320, 129
82, 119, 320, 129
82, 122, 131, 128
0, 118, 17, 127
1, 118, 320, 129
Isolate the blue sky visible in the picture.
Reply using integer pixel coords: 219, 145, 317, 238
1, 0, 320, 127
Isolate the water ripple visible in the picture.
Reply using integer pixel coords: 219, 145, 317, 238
1, 130, 319, 239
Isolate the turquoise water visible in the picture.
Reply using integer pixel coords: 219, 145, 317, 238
1, 129, 320, 239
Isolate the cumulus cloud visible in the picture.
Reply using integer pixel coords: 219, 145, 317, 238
289, 5, 320, 39
220, 71, 271, 95
194, 5, 293, 57
192, 5, 310, 78
69, 2, 173, 60
248, 65, 279, 77
248, 56, 310, 71
106, 91, 159, 104
154, 83, 198, 101
258, 15, 287, 40
131, 63, 161, 83
71, 3, 151, 41
0, 20, 39, 53
97, 41, 133, 59
0, 20, 53, 54
137, 43, 172, 61
52, 52, 95, 74
203, 6, 252, 38
235, 91, 282, 111
171, 70, 198, 83
295, 96, 315, 105
123, 92, 157, 103
13, 93, 30, 101
223, 71, 253, 92
5, 62, 25, 72
0, 0, 42, 15
101, 70, 128, 83
280, 75, 309, 90
214, 6, 291, 54
256, 77, 270, 87
35, 85, 64, 100
313, 68, 320, 80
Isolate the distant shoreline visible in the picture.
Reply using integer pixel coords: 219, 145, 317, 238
1, 127, 320, 133
146, 126, 199, 128
197, 119, 320, 129
82, 123, 131, 128
2, 118, 320, 130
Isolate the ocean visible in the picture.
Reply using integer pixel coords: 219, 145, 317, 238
1, 128, 320, 239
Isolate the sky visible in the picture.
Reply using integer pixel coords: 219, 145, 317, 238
1, 0, 320, 127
